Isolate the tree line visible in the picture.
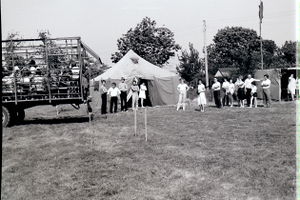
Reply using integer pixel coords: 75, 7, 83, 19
111, 17, 295, 84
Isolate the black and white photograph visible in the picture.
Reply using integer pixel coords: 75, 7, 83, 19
1, 0, 297, 199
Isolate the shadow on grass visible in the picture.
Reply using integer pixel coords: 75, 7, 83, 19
16, 116, 90, 125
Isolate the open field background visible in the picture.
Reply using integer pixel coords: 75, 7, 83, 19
1, 101, 296, 200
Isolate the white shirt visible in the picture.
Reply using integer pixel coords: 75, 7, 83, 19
140, 85, 147, 92
228, 83, 235, 94
288, 77, 296, 91
212, 82, 221, 91
108, 87, 121, 97
177, 83, 189, 94
222, 81, 230, 93
244, 78, 254, 89
198, 84, 205, 93
119, 82, 128, 92
261, 79, 271, 89
235, 80, 244, 88
251, 85, 257, 93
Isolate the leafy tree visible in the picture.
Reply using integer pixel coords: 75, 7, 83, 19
176, 43, 204, 83
38, 31, 67, 67
207, 27, 261, 75
280, 41, 296, 67
111, 17, 180, 66
4, 32, 26, 70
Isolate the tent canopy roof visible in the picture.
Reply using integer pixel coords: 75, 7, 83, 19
94, 50, 177, 81
215, 68, 238, 78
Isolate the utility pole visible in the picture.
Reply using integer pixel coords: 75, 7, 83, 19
203, 20, 209, 88
259, 0, 264, 69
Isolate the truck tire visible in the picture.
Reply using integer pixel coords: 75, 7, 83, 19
17, 109, 25, 122
2, 106, 11, 127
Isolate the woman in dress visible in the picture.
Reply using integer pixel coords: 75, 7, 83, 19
288, 74, 296, 101
197, 80, 207, 112
139, 82, 147, 108
235, 76, 245, 108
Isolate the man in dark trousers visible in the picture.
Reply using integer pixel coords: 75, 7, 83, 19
212, 77, 222, 108
108, 82, 121, 113
100, 80, 108, 114
118, 77, 128, 111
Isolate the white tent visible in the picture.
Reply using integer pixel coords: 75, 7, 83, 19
93, 50, 179, 105
94, 50, 177, 81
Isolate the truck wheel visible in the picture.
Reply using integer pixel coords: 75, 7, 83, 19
2, 106, 11, 127
17, 109, 25, 122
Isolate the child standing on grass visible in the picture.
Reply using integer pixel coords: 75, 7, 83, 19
250, 81, 258, 108
197, 80, 207, 112
139, 82, 147, 108
228, 79, 235, 107
130, 80, 140, 110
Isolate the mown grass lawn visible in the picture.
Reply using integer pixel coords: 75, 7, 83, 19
1, 101, 296, 200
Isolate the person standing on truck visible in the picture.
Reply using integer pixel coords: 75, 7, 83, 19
119, 77, 128, 112
108, 82, 121, 113
100, 80, 108, 114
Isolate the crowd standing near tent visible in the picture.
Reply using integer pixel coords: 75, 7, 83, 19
93, 50, 297, 116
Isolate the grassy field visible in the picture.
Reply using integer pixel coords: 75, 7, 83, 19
1, 101, 296, 200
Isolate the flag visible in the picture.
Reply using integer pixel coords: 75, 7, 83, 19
259, 1, 264, 21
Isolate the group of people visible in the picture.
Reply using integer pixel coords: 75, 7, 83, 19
98, 73, 297, 115
176, 74, 274, 112
99, 77, 148, 114
211, 74, 271, 109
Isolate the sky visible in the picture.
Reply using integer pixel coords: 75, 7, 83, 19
1, 0, 296, 67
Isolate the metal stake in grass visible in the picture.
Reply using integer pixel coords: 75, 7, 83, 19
134, 109, 137, 136
145, 107, 148, 142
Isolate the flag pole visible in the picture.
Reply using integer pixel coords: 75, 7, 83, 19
259, 0, 264, 70
203, 20, 209, 88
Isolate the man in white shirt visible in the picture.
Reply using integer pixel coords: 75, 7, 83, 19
108, 82, 121, 113
176, 78, 190, 111
212, 78, 222, 108
244, 74, 259, 107
261, 74, 271, 108
119, 77, 128, 111
222, 78, 230, 106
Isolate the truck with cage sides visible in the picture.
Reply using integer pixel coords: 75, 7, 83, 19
2, 37, 102, 127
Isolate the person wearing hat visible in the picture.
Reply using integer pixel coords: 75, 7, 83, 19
118, 77, 128, 111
